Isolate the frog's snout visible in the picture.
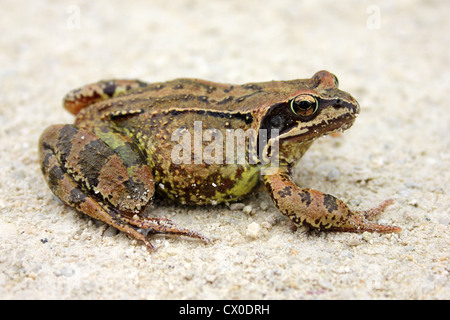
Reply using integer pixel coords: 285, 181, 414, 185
344, 93, 360, 117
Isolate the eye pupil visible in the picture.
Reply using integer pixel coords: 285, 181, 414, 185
297, 100, 312, 110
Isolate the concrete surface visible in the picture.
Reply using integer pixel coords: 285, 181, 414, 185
0, 0, 448, 299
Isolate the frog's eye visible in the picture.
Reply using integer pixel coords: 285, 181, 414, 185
332, 74, 339, 88
290, 94, 319, 117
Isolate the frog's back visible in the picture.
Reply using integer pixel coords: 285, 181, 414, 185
65, 77, 320, 130
134, 78, 313, 113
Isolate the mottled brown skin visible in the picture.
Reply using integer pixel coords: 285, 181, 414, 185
39, 71, 400, 251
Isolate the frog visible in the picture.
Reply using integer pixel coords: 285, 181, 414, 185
38, 70, 400, 251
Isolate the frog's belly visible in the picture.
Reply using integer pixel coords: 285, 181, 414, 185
152, 163, 260, 205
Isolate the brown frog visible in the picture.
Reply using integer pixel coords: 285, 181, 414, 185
38, 71, 400, 250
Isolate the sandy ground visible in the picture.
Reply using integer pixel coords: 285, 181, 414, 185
0, 0, 448, 300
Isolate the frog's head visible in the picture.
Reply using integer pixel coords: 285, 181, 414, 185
259, 70, 360, 166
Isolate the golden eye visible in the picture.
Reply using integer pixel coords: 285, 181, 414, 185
290, 94, 319, 117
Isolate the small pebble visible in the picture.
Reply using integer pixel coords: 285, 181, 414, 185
362, 231, 373, 242
327, 167, 340, 181
259, 201, 269, 211
55, 267, 75, 277
261, 221, 272, 230
264, 214, 279, 227
229, 203, 245, 211
339, 250, 354, 259
246, 222, 261, 238
103, 226, 118, 237
243, 205, 253, 215
408, 199, 418, 207
347, 238, 360, 246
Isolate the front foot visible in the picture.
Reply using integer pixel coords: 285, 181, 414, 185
325, 198, 401, 233
263, 169, 401, 234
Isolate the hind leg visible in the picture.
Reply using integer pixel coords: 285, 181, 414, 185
39, 124, 209, 251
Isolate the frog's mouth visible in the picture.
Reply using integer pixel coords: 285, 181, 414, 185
279, 113, 357, 143
260, 114, 356, 165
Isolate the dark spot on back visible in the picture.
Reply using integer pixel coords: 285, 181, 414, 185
223, 85, 234, 93
217, 96, 234, 105
241, 84, 262, 91
217, 178, 233, 193
138, 81, 148, 88
103, 82, 117, 97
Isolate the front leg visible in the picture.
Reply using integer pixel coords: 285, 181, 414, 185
263, 168, 401, 233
